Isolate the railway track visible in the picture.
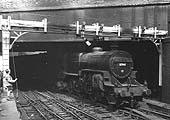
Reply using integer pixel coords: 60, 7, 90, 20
20, 91, 68, 120
139, 99, 170, 120
34, 91, 101, 120
138, 107, 170, 120
36, 91, 165, 120
16, 90, 169, 120
16, 91, 46, 120
17, 91, 101, 120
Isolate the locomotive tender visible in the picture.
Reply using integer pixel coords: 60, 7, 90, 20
63, 47, 151, 105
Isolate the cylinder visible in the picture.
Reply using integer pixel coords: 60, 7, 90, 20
162, 37, 170, 104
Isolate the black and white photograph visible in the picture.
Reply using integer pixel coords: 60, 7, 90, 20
0, 0, 170, 120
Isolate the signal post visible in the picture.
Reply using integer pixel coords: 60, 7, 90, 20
0, 15, 47, 93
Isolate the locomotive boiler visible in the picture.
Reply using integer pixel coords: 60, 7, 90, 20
63, 47, 151, 106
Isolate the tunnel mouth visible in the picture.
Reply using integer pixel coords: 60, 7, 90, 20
9, 41, 159, 99
10, 51, 48, 91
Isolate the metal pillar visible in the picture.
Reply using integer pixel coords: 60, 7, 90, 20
159, 41, 162, 86
0, 15, 47, 92
2, 30, 10, 71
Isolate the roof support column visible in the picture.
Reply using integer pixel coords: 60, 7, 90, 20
159, 41, 162, 87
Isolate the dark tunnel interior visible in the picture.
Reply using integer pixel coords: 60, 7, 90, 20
10, 53, 48, 91
9, 41, 159, 98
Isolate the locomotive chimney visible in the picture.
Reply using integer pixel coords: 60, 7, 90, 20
92, 47, 103, 52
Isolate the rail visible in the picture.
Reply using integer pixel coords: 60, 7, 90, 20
16, 91, 169, 120
21, 92, 66, 120
35, 91, 101, 120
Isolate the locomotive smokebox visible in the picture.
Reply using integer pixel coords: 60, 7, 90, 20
79, 48, 133, 80
162, 37, 170, 104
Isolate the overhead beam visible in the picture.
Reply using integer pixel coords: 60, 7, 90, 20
0, 51, 47, 57
0, 0, 170, 13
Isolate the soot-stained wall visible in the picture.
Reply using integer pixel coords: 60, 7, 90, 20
162, 38, 170, 104
0, 0, 170, 12
0, 4, 169, 42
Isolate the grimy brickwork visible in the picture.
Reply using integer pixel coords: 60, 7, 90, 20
0, 0, 170, 12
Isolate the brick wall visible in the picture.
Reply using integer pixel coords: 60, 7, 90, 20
0, 0, 170, 12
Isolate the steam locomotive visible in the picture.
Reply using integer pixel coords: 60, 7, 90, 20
62, 47, 151, 106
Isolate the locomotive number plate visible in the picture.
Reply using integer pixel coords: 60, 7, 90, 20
119, 63, 126, 66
